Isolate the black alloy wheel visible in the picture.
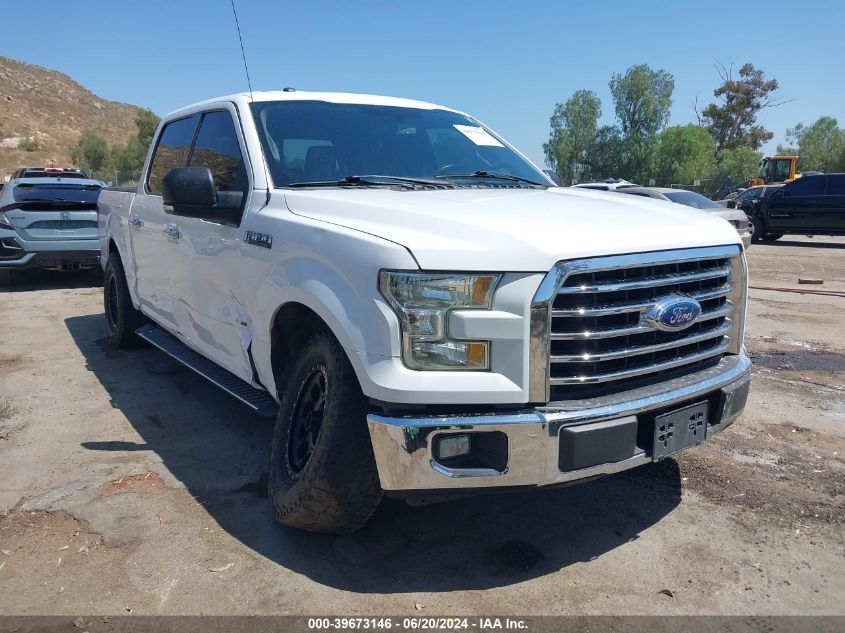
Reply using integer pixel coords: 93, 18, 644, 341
288, 367, 327, 473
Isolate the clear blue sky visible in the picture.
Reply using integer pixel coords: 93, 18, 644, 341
3, 0, 843, 166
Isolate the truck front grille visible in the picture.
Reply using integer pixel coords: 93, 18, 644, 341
530, 246, 745, 402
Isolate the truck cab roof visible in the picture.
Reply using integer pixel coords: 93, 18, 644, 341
165, 90, 459, 120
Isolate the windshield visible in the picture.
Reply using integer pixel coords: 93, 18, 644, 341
251, 100, 547, 188
12, 183, 102, 203
663, 190, 721, 209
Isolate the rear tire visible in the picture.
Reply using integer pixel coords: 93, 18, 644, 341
268, 328, 383, 534
762, 233, 784, 241
750, 214, 766, 242
103, 253, 144, 348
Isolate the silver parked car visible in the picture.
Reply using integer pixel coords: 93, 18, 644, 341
613, 187, 752, 249
0, 173, 102, 285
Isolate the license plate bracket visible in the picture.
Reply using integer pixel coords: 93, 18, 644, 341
653, 401, 709, 461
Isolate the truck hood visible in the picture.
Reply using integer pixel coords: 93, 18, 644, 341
283, 187, 741, 271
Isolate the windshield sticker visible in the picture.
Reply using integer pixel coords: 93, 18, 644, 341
453, 125, 504, 147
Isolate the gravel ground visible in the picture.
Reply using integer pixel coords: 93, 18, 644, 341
0, 236, 843, 616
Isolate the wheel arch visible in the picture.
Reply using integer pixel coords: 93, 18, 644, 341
103, 228, 142, 309
105, 237, 119, 260
252, 255, 403, 403
269, 301, 336, 398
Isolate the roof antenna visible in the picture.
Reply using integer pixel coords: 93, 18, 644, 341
229, 0, 254, 101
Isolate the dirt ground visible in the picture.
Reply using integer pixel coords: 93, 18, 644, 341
0, 237, 843, 616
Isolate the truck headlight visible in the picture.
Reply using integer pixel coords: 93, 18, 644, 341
379, 271, 501, 370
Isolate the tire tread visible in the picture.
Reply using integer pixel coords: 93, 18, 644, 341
268, 328, 382, 534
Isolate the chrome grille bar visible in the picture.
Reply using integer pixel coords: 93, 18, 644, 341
550, 302, 733, 340
551, 322, 731, 363
554, 265, 731, 294
551, 284, 732, 318
549, 339, 730, 385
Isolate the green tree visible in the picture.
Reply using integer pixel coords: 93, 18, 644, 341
701, 63, 783, 151
72, 132, 109, 176
107, 108, 161, 184
543, 90, 601, 184
653, 125, 716, 185
710, 147, 762, 189
584, 125, 625, 181
609, 64, 674, 180
777, 117, 845, 173
134, 108, 160, 147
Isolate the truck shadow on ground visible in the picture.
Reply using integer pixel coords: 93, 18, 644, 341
66, 313, 682, 592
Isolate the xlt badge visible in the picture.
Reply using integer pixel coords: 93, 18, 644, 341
244, 231, 272, 249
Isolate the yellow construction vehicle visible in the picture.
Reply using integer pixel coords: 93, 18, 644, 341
746, 155, 799, 187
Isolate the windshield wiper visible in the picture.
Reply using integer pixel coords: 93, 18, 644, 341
288, 175, 445, 189
434, 170, 547, 187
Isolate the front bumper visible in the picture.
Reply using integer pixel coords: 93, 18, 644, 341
367, 351, 751, 492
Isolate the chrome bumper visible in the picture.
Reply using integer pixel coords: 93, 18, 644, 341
367, 351, 751, 491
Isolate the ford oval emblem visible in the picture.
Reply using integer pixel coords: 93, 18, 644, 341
644, 294, 702, 332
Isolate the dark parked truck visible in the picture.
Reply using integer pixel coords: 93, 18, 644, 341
751, 173, 845, 241
97, 90, 751, 533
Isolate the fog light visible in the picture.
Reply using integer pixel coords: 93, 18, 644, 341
437, 434, 471, 460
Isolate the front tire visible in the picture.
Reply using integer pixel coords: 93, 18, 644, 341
103, 253, 144, 348
762, 233, 784, 241
268, 328, 383, 534
0, 269, 15, 287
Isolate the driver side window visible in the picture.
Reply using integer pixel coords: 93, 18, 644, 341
188, 110, 249, 222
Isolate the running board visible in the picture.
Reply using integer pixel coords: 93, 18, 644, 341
136, 324, 278, 417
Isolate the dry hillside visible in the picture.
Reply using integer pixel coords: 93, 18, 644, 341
0, 56, 142, 178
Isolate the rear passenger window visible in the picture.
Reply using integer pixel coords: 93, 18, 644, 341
825, 175, 845, 195
147, 115, 199, 194
189, 111, 249, 196
784, 176, 825, 197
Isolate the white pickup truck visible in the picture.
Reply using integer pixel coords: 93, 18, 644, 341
98, 90, 751, 533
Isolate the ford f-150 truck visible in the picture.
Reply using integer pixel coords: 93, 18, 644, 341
98, 90, 750, 533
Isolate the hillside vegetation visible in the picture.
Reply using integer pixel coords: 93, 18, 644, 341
0, 56, 141, 178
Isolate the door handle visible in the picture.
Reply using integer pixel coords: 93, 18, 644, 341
163, 225, 181, 240
128, 216, 142, 228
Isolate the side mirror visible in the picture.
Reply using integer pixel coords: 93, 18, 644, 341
163, 167, 217, 216
726, 200, 736, 208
